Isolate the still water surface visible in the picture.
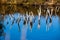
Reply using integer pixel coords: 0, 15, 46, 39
0, 13, 60, 40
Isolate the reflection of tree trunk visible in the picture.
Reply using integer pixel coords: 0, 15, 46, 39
46, 8, 52, 31
5, 32, 10, 40
21, 26, 28, 40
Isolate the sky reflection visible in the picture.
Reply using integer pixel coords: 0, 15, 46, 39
0, 13, 60, 40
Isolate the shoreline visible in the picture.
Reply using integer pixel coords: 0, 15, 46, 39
0, 4, 60, 16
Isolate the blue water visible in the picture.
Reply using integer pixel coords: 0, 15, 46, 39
0, 13, 60, 40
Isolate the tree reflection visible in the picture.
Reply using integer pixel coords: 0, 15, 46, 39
46, 8, 52, 31
37, 5, 41, 29
0, 23, 5, 40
